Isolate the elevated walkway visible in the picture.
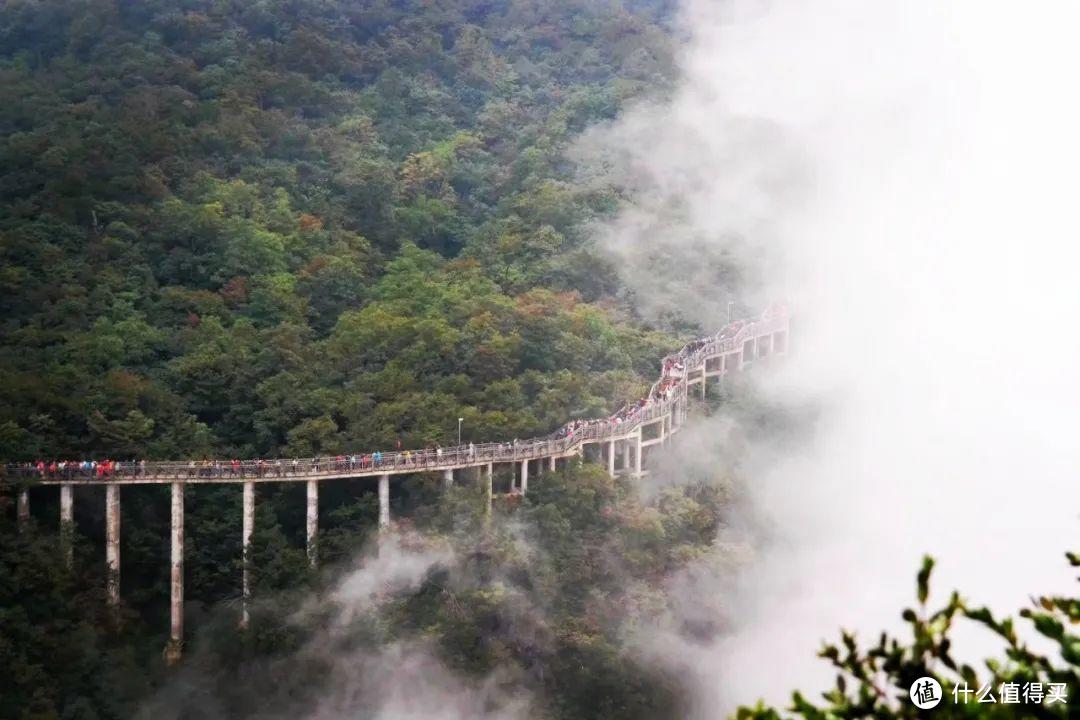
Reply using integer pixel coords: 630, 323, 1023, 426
5, 310, 789, 664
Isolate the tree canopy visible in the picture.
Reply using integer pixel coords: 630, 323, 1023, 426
0, 0, 677, 463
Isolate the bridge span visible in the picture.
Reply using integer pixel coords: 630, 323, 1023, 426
5, 310, 788, 663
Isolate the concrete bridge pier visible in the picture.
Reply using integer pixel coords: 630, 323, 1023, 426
633, 433, 643, 477
484, 463, 493, 515
520, 459, 529, 495
548, 455, 556, 473
60, 484, 73, 567
165, 482, 184, 665
241, 481, 254, 629
442, 468, 454, 489
16, 488, 29, 530
105, 484, 120, 606
306, 480, 318, 567
607, 440, 615, 478
378, 474, 390, 530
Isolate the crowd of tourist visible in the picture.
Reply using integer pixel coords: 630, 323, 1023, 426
546, 319, 748, 443
7, 441, 554, 480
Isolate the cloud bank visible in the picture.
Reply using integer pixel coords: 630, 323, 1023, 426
584, 0, 1080, 713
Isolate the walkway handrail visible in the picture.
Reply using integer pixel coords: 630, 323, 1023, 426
4, 309, 788, 482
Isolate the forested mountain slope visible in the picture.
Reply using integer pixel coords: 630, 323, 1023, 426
6, 6, 1074, 720
0, 3, 724, 719
0, 0, 679, 462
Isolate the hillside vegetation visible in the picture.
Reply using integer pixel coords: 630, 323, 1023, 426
0, 3, 718, 719
0, 0, 678, 462
3, 4, 1078, 720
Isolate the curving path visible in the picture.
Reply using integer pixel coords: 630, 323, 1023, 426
6, 308, 789, 663
12, 310, 789, 485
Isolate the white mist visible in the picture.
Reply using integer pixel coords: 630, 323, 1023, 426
585, 0, 1080, 713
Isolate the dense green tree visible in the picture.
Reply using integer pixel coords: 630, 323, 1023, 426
0, 0, 679, 462
0, 2, 725, 719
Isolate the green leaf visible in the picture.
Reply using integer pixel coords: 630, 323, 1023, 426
917, 554, 935, 605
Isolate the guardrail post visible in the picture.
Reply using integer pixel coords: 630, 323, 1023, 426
60, 484, 73, 568
241, 481, 254, 629
306, 479, 318, 567
165, 481, 184, 665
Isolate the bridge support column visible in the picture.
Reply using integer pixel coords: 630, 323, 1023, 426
60, 484, 73, 567
378, 474, 390, 530
520, 460, 528, 495
105, 484, 120, 606
16, 488, 29, 530
241, 481, 254, 629
633, 433, 643, 477
549, 455, 556, 473
306, 480, 318, 567
165, 482, 184, 665
484, 463, 493, 516
442, 468, 454, 489
607, 440, 615, 478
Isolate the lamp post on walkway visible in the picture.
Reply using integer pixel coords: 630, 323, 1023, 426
457, 417, 463, 445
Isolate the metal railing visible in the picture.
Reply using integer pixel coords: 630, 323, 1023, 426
4, 312, 788, 483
